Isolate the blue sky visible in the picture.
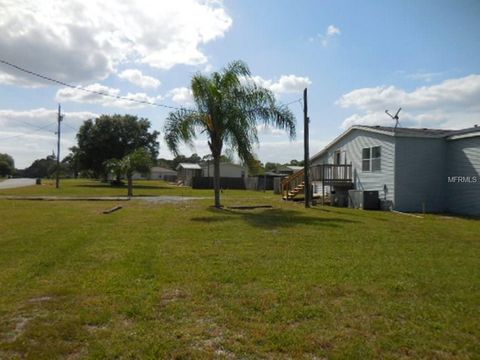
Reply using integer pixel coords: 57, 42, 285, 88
0, 0, 479, 168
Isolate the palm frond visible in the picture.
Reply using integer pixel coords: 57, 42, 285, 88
164, 109, 202, 155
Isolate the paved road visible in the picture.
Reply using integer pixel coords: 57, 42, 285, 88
0, 178, 36, 189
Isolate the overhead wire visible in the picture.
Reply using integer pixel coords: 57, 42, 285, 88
0, 57, 192, 112
0, 122, 57, 141
0, 57, 304, 115
0, 57, 305, 142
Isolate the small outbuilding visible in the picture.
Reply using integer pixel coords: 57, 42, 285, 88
176, 163, 202, 186
201, 162, 247, 178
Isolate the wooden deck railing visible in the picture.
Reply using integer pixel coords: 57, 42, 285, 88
310, 164, 352, 183
281, 164, 353, 200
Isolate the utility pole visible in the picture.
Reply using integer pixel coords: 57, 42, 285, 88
303, 88, 310, 208
55, 104, 63, 189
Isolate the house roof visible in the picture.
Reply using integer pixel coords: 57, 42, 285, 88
361, 125, 456, 138
286, 165, 303, 171
311, 125, 480, 161
275, 165, 303, 172
202, 162, 244, 169
447, 130, 480, 140
176, 163, 202, 170
151, 166, 177, 174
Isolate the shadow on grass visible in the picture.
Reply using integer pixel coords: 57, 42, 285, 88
309, 206, 390, 221
191, 207, 359, 229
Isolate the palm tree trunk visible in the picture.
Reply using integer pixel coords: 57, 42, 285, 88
213, 154, 221, 208
127, 174, 133, 197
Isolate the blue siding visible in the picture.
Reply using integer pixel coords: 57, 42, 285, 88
395, 137, 447, 212
446, 137, 480, 216
311, 129, 395, 206
311, 128, 479, 215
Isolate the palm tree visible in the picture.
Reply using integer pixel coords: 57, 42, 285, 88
164, 60, 296, 208
104, 148, 153, 197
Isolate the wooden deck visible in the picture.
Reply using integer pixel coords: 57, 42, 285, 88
281, 164, 353, 200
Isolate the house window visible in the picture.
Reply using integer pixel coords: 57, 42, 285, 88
362, 148, 371, 171
362, 146, 381, 172
371, 146, 381, 171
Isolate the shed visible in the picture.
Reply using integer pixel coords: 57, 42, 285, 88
176, 163, 202, 186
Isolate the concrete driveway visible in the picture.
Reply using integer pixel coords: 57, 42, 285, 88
0, 178, 36, 189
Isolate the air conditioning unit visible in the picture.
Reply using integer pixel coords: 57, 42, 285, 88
348, 190, 379, 210
331, 191, 348, 207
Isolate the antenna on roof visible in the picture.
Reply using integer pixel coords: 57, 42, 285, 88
385, 108, 401, 129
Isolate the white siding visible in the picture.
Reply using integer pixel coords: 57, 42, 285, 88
311, 129, 395, 205
202, 163, 245, 178
446, 137, 480, 216
395, 137, 447, 212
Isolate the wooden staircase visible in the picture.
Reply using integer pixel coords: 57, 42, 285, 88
281, 169, 305, 200
281, 164, 354, 201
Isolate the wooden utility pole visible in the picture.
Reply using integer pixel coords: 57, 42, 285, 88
303, 88, 310, 208
55, 104, 63, 189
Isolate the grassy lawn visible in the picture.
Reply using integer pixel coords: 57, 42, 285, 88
0, 182, 478, 358
0, 178, 253, 199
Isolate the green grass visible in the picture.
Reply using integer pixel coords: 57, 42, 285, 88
0, 182, 479, 358
0, 178, 232, 198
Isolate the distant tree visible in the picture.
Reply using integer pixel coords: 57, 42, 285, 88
245, 158, 264, 176
157, 158, 174, 169
171, 153, 203, 169
264, 162, 281, 172
287, 159, 304, 166
171, 155, 187, 170
22, 155, 57, 178
164, 60, 295, 207
76, 114, 159, 179
0, 161, 10, 177
201, 154, 213, 162
188, 153, 202, 164
0, 153, 14, 176
62, 146, 80, 178
105, 148, 153, 196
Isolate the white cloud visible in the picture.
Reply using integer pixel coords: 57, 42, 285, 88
55, 83, 157, 108
337, 74, 480, 129
0, 108, 97, 168
256, 124, 288, 137
310, 24, 341, 47
406, 71, 444, 83
269, 75, 312, 94
249, 75, 312, 95
118, 69, 161, 88
254, 139, 328, 164
167, 87, 194, 105
0, 0, 232, 86
327, 25, 341, 36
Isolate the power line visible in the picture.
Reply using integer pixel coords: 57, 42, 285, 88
0, 58, 191, 111
62, 121, 78, 132
13, 118, 57, 132
0, 122, 56, 141
280, 98, 303, 108
1, 57, 304, 114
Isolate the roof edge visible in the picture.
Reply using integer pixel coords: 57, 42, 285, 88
310, 126, 388, 161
